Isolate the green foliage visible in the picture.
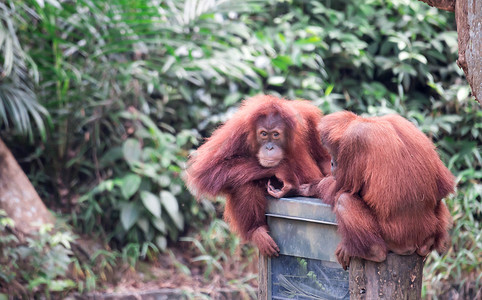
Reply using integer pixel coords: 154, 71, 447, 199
75, 110, 200, 248
0, 210, 75, 297
254, 2, 480, 296
180, 218, 258, 298
1, 0, 480, 296
181, 220, 236, 279
6, 0, 265, 249
0, 2, 48, 140
423, 182, 481, 298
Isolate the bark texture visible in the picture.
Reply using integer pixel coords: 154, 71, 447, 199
418, 0, 455, 11
456, 0, 482, 102
349, 252, 424, 300
418, 0, 481, 102
0, 137, 53, 233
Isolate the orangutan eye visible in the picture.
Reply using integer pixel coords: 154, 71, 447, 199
260, 131, 268, 137
273, 132, 280, 138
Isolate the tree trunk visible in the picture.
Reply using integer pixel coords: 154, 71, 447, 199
349, 252, 424, 300
455, 0, 482, 102
0, 137, 53, 233
417, 0, 482, 103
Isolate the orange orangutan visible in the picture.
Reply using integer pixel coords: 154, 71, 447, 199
300, 111, 454, 269
185, 95, 331, 256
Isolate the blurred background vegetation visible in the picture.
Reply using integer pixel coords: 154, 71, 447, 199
0, 0, 480, 298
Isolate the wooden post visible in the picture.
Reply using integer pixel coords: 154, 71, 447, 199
349, 252, 424, 300
258, 254, 268, 300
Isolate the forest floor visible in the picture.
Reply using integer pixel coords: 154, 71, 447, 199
77, 243, 482, 300
79, 240, 259, 300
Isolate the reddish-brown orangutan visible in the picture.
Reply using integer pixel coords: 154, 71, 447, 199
185, 95, 331, 256
299, 111, 454, 270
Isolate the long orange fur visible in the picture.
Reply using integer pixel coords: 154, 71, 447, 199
185, 95, 331, 255
303, 111, 454, 268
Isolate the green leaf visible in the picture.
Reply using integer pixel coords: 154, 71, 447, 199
97, 180, 115, 192
161, 155, 172, 168
412, 53, 427, 64
152, 218, 166, 233
457, 87, 470, 101
159, 175, 171, 187
398, 51, 410, 61
28, 277, 48, 289
137, 218, 149, 233
223, 92, 242, 106
100, 147, 123, 166
120, 174, 141, 199
155, 236, 167, 251
271, 55, 293, 71
121, 203, 140, 231
123, 139, 142, 164
267, 76, 286, 86
170, 184, 182, 196
48, 279, 76, 292
160, 190, 184, 230
325, 84, 334, 96
294, 36, 321, 45
140, 191, 161, 218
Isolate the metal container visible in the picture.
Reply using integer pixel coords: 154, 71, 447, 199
259, 197, 349, 300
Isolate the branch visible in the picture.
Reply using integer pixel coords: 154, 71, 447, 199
417, 0, 455, 11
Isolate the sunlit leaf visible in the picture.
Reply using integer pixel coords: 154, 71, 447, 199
267, 76, 285, 86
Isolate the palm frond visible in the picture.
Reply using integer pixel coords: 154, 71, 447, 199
0, 2, 48, 140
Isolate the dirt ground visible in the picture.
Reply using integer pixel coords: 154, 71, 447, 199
77, 241, 259, 300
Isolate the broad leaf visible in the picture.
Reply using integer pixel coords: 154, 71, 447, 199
141, 191, 161, 218
152, 218, 166, 233
155, 236, 167, 251
120, 174, 141, 199
48, 279, 76, 292
137, 218, 149, 233
123, 139, 142, 164
160, 190, 184, 230
120, 203, 140, 231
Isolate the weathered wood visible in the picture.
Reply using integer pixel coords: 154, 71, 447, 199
258, 253, 268, 300
349, 252, 424, 300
